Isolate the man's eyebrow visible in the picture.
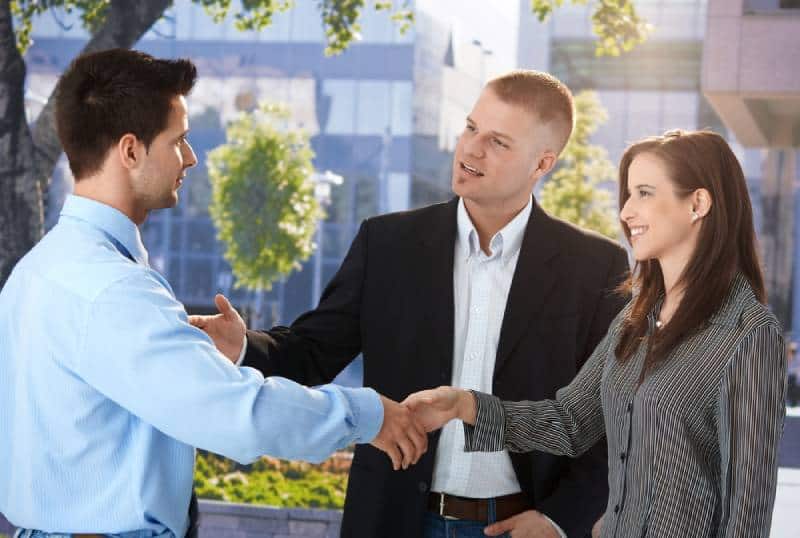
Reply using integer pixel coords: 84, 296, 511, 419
465, 117, 513, 141
489, 130, 513, 142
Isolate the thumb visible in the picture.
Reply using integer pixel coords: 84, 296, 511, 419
215, 294, 236, 319
484, 515, 516, 536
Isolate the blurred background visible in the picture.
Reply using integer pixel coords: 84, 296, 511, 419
3, 0, 800, 536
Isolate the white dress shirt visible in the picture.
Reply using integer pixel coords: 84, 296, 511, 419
431, 196, 530, 498
431, 197, 565, 537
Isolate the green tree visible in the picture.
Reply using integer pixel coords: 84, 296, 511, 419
0, 0, 648, 287
531, 0, 650, 56
539, 91, 619, 239
207, 104, 320, 290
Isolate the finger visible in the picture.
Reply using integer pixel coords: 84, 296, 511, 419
484, 516, 516, 536
385, 444, 401, 471
396, 436, 416, 469
408, 417, 428, 460
188, 315, 206, 328
214, 294, 236, 319
404, 397, 422, 412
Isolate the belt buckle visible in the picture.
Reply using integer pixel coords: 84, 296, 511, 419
438, 492, 458, 520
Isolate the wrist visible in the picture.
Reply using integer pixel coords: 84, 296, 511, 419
458, 390, 477, 425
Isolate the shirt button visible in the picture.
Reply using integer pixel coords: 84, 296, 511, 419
418, 481, 429, 493
614, 504, 620, 514
620, 452, 626, 461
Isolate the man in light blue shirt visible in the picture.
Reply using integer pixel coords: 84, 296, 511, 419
0, 49, 426, 538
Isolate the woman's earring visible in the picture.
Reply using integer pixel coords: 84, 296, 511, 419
691, 211, 700, 223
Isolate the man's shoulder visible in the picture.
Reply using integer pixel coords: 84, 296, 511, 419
366, 199, 454, 229
542, 212, 626, 261
21, 227, 154, 304
356, 199, 456, 247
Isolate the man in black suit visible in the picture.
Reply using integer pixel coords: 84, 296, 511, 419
192, 70, 629, 537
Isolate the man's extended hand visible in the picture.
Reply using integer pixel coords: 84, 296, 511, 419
402, 386, 476, 432
484, 509, 562, 538
188, 294, 246, 363
371, 395, 429, 471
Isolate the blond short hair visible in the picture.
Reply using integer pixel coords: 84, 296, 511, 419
486, 70, 574, 155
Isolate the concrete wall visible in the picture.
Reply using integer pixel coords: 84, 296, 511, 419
703, 0, 800, 147
0, 502, 342, 538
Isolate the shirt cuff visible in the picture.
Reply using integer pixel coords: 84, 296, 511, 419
342, 386, 384, 444
540, 513, 567, 538
235, 334, 248, 366
463, 390, 505, 452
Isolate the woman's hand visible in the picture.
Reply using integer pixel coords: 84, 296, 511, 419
403, 386, 477, 432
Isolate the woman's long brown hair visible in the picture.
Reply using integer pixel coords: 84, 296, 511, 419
615, 130, 765, 370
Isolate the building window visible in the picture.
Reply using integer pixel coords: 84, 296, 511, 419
746, 0, 800, 10
550, 39, 702, 92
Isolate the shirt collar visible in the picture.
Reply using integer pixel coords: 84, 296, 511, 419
645, 273, 752, 332
59, 194, 149, 266
456, 195, 532, 264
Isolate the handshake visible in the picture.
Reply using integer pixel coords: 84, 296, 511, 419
188, 294, 477, 472
370, 386, 478, 471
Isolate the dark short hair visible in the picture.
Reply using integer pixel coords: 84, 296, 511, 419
485, 70, 574, 155
55, 48, 197, 180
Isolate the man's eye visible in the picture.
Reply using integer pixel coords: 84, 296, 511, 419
493, 138, 508, 148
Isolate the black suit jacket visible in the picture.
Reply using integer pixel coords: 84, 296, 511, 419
244, 197, 630, 537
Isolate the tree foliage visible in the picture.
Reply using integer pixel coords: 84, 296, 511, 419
10, 0, 415, 56
539, 91, 619, 239
207, 104, 321, 290
530, 0, 650, 56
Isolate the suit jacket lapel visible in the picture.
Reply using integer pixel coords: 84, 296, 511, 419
494, 199, 559, 377
420, 198, 458, 385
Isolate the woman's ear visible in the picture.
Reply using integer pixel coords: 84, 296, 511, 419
692, 188, 712, 219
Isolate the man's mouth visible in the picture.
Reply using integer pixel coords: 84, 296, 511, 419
460, 162, 484, 177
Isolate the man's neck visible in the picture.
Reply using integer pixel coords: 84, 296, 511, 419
73, 178, 146, 226
463, 197, 529, 255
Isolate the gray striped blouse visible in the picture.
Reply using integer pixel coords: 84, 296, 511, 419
464, 274, 787, 538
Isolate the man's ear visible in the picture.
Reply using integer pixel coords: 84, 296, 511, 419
117, 134, 143, 171
533, 150, 558, 180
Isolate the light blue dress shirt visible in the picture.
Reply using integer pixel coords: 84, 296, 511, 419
0, 195, 383, 537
